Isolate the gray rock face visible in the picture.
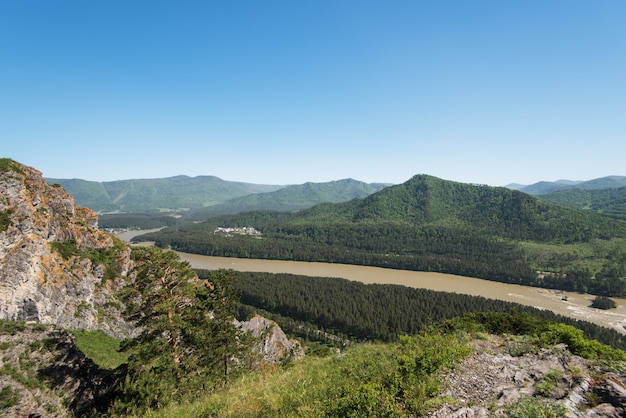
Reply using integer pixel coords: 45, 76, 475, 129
0, 161, 134, 338
238, 314, 305, 363
0, 323, 117, 417
428, 335, 626, 417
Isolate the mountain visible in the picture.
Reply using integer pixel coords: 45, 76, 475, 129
142, 174, 626, 296
184, 178, 391, 220
46, 175, 284, 213
515, 175, 626, 195
0, 158, 303, 416
539, 186, 626, 221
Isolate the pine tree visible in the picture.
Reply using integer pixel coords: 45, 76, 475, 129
113, 247, 249, 413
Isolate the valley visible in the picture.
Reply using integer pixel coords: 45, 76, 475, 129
180, 253, 626, 335
118, 230, 626, 335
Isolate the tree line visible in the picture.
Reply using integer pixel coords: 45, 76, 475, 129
195, 269, 626, 351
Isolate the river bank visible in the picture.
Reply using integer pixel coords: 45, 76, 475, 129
117, 229, 626, 334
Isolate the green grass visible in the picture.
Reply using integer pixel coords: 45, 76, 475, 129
135, 332, 472, 418
0, 158, 23, 174
71, 329, 128, 370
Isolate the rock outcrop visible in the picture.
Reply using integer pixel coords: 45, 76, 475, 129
239, 314, 305, 363
0, 322, 118, 417
429, 335, 626, 417
0, 159, 134, 337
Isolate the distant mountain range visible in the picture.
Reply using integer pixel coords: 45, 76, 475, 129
46, 176, 284, 213
46, 176, 391, 217
48, 174, 626, 227
506, 176, 626, 195
141, 174, 626, 296
184, 179, 391, 221
504, 176, 626, 222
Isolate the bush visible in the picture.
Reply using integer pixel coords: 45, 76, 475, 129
591, 296, 617, 310
0, 386, 19, 409
0, 208, 15, 233
506, 396, 567, 418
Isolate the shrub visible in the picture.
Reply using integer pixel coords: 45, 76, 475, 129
591, 296, 617, 310
0, 386, 19, 409
506, 396, 567, 418
0, 208, 15, 233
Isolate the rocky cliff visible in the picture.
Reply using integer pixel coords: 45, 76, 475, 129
0, 159, 134, 337
238, 314, 305, 364
0, 322, 117, 417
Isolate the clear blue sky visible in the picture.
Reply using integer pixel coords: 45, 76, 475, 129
2, 1, 625, 187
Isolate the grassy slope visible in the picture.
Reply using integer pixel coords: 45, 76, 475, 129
132, 313, 626, 418
140, 333, 472, 418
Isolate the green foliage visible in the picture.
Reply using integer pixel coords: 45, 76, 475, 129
591, 296, 617, 310
540, 186, 626, 221
99, 212, 180, 229
0, 386, 19, 409
184, 179, 390, 221
534, 369, 565, 398
50, 237, 125, 281
147, 175, 626, 296
140, 331, 471, 418
71, 329, 128, 370
50, 239, 81, 259
505, 396, 568, 418
112, 247, 251, 415
0, 208, 15, 233
47, 176, 284, 214
443, 312, 626, 361
0, 158, 23, 174
0, 320, 26, 335
204, 270, 626, 351
538, 322, 626, 360
0, 363, 45, 390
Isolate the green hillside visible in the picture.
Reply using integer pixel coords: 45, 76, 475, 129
47, 175, 284, 213
139, 175, 626, 296
539, 186, 626, 221
518, 176, 626, 195
184, 178, 391, 220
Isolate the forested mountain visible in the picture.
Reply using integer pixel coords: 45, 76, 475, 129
139, 175, 626, 296
184, 178, 391, 221
5, 158, 626, 417
46, 176, 284, 213
515, 175, 626, 195
538, 186, 626, 221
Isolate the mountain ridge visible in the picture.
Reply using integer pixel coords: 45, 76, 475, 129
143, 173, 626, 295
46, 175, 284, 213
510, 175, 626, 195
184, 178, 391, 220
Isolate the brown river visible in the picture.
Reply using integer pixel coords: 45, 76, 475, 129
117, 230, 626, 334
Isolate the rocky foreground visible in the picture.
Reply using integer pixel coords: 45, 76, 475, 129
430, 335, 626, 417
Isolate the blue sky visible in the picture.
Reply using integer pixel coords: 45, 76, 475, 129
2, 1, 625, 187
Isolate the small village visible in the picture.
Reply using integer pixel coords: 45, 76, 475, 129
213, 226, 262, 237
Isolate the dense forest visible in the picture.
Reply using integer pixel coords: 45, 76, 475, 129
184, 178, 390, 221
539, 186, 626, 221
516, 175, 626, 195
140, 175, 626, 296
47, 176, 283, 213
195, 269, 626, 351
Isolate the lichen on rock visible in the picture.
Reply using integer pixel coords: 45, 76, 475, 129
0, 159, 134, 338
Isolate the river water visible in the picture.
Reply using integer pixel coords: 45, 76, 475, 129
117, 229, 626, 334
